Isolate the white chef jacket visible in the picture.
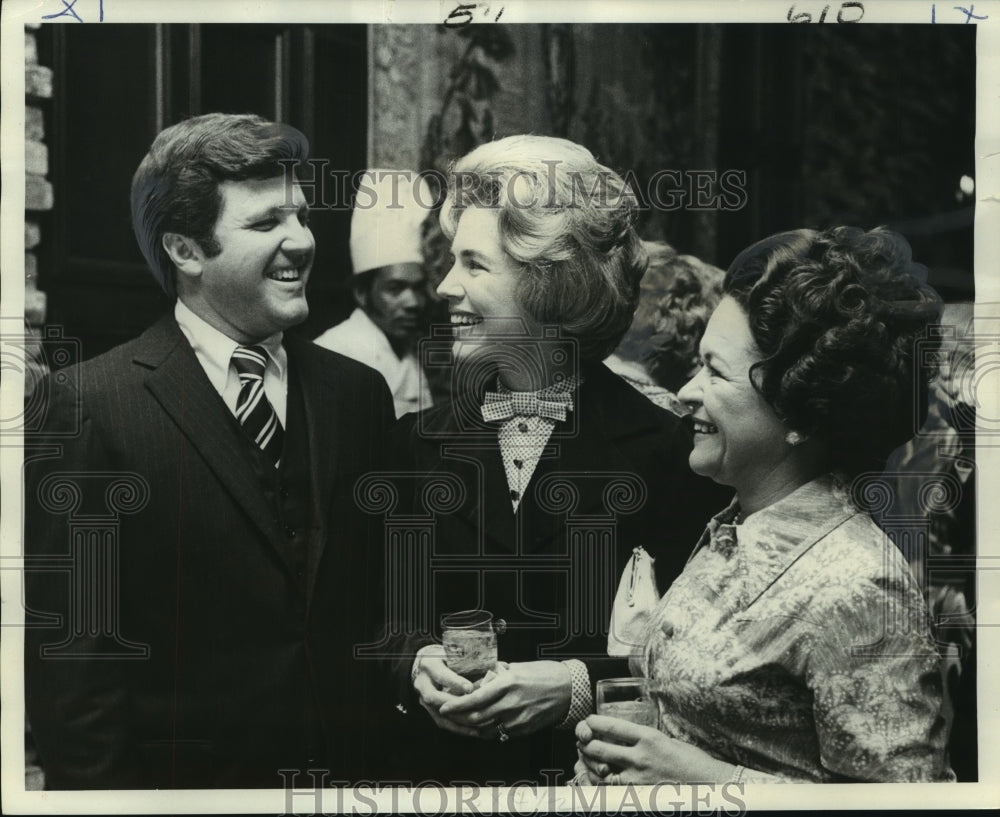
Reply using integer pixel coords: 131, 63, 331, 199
314, 307, 433, 418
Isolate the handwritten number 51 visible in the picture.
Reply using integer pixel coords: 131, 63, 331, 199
444, 3, 504, 27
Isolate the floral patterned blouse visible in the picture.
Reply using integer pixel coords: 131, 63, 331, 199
635, 475, 955, 782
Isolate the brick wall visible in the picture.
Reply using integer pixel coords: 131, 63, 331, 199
25, 22, 52, 332
23, 21, 51, 793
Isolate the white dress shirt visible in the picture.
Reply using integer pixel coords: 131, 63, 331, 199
488, 376, 580, 513
174, 299, 288, 426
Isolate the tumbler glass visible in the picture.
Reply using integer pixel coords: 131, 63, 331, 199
595, 677, 658, 728
440, 609, 505, 682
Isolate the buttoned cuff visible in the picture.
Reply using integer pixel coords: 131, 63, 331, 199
555, 659, 592, 731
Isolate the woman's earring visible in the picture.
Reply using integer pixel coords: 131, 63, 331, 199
786, 430, 806, 447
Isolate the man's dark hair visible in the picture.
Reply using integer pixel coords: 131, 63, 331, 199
130, 112, 309, 297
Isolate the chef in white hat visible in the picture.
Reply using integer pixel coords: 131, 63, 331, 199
315, 170, 434, 417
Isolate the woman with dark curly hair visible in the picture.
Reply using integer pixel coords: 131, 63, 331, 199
575, 226, 955, 783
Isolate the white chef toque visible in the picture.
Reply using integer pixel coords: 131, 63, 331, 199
350, 169, 432, 275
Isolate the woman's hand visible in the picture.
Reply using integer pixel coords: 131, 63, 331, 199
411, 645, 480, 737
575, 715, 736, 784
436, 660, 572, 739
572, 756, 604, 785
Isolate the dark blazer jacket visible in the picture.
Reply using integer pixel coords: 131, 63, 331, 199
379, 361, 728, 784
24, 315, 395, 789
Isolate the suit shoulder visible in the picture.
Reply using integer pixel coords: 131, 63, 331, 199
591, 363, 687, 433
290, 337, 395, 426
27, 335, 157, 442
626, 383, 686, 431
294, 337, 383, 382
52, 334, 150, 397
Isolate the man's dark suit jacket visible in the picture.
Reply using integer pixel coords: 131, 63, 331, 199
380, 360, 729, 784
24, 315, 395, 789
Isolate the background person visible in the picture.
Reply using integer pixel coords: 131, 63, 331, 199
380, 135, 727, 784
644, 247, 724, 394
24, 113, 395, 788
575, 227, 954, 783
314, 169, 434, 417
605, 240, 724, 415
880, 299, 977, 780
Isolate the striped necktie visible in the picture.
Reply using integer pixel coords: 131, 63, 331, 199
231, 345, 284, 467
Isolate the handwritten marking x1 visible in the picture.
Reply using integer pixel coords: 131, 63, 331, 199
42, 0, 104, 23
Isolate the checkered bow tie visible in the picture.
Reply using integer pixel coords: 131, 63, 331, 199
481, 389, 574, 423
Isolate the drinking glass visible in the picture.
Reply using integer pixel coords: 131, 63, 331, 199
595, 677, 658, 728
440, 609, 505, 682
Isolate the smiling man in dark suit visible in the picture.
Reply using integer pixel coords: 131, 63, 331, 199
24, 113, 395, 789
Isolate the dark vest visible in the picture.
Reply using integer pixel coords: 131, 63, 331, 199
231, 367, 327, 767
236, 368, 315, 594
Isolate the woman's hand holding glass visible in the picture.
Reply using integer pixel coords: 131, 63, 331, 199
412, 609, 571, 740
575, 715, 735, 785
411, 644, 481, 737
412, 650, 572, 740
436, 660, 572, 739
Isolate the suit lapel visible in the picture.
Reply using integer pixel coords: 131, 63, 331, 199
522, 362, 669, 550
415, 405, 518, 555
284, 338, 341, 605
476, 440, 520, 554
417, 363, 667, 556
136, 317, 292, 572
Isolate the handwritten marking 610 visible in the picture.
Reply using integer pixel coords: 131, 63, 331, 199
787, 2, 865, 22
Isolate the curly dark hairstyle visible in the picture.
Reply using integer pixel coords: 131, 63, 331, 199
724, 226, 943, 478
645, 248, 725, 393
